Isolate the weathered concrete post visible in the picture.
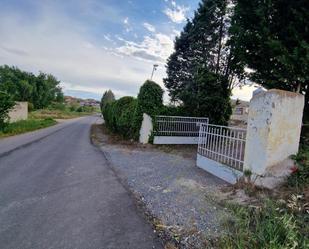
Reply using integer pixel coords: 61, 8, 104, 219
139, 113, 153, 144
244, 89, 304, 187
8, 102, 28, 123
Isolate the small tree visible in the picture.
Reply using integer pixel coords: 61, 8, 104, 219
0, 91, 14, 129
100, 90, 115, 112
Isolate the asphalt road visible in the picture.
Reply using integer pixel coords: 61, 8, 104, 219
0, 116, 162, 249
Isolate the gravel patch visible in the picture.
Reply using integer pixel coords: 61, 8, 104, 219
92, 125, 230, 248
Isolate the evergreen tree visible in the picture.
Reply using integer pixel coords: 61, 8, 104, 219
164, 0, 237, 123
196, 68, 232, 124
100, 90, 115, 112
230, 0, 309, 121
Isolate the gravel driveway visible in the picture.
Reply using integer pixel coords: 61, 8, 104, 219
92, 124, 230, 248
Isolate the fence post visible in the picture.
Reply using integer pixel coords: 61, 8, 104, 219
139, 113, 153, 144
243, 89, 304, 188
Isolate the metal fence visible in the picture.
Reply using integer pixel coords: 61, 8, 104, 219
198, 123, 247, 171
154, 115, 209, 137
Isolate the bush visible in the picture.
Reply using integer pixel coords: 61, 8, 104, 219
133, 80, 163, 139
103, 96, 137, 138
117, 98, 137, 138
159, 105, 187, 116
28, 102, 34, 112
49, 102, 66, 111
288, 145, 309, 188
100, 90, 115, 112
0, 91, 15, 130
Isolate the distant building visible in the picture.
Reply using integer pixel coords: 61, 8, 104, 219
230, 99, 249, 126
64, 96, 99, 107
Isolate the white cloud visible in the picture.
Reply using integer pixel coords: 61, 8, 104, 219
116, 33, 174, 63
0, 8, 165, 98
143, 22, 156, 33
163, 2, 189, 23
123, 17, 132, 32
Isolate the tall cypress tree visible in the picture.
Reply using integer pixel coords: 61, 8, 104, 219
164, 0, 236, 124
100, 90, 115, 112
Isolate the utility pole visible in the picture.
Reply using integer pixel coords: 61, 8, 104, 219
150, 64, 158, 80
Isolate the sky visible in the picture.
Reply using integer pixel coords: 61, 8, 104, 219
0, 0, 255, 101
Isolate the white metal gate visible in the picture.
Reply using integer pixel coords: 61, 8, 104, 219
197, 123, 247, 183
153, 115, 209, 144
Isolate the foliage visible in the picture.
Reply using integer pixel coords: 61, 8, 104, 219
136, 80, 163, 117
117, 98, 137, 138
288, 145, 309, 189
229, 0, 309, 122
195, 68, 232, 124
220, 200, 308, 248
76, 105, 96, 113
27, 102, 34, 112
0, 65, 64, 109
30, 103, 96, 120
164, 0, 236, 122
0, 91, 15, 130
0, 118, 56, 137
103, 81, 163, 140
100, 89, 115, 111
103, 96, 137, 139
159, 105, 187, 116
133, 80, 163, 139
49, 102, 66, 111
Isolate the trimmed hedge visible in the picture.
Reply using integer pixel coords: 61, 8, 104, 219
132, 80, 164, 139
103, 96, 137, 139
103, 80, 164, 141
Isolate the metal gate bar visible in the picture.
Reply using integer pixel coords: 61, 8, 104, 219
198, 123, 246, 171
155, 116, 209, 137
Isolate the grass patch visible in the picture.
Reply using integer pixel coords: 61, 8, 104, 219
219, 200, 308, 249
30, 109, 93, 119
219, 145, 309, 249
0, 118, 57, 137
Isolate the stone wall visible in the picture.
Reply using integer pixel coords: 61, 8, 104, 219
8, 102, 28, 123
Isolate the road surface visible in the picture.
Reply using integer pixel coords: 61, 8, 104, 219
0, 116, 162, 249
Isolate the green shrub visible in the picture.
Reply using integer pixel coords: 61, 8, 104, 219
28, 102, 34, 112
133, 80, 163, 139
49, 102, 66, 111
100, 89, 115, 112
159, 105, 186, 116
0, 91, 15, 130
288, 145, 309, 188
117, 98, 137, 138
103, 96, 137, 138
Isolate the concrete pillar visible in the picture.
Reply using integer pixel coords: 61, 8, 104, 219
244, 89, 304, 179
139, 113, 153, 144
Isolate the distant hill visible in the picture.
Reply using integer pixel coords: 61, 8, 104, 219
63, 89, 101, 101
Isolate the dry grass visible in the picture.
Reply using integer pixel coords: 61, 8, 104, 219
30, 109, 92, 120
